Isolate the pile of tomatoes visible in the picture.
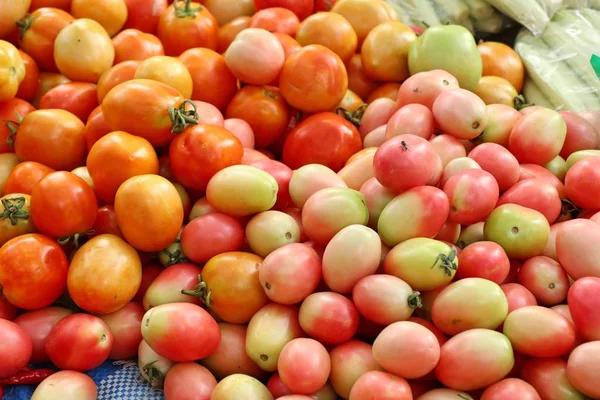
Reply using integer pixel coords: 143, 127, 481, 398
2, 0, 600, 399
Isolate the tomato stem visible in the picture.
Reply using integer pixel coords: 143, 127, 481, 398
430, 248, 458, 277
514, 95, 533, 111
0, 196, 28, 226
560, 198, 581, 219
408, 291, 423, 310
173, 0, 202, 18
57, 230, 95, 249
143, 361, 166, 388
160, 248, 188, 266
336, 104, 367, 128
15, 14, 34, 40
169, 100, 199, 134
181, 275, 212, 307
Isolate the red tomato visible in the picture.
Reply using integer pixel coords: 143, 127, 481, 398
92, 205, 123, 238
0, 98, 35, 154
328, 340, 381, 399
30, 171, 97, 239
567, 277, 600, 341
565, 157, 600, 210
500, 283, 538, 314
133, 265, 163, 303
0, 296, 17, 320
225, 85, 291, 148
0, 234, 68, 310
298, 292, 359, 344
518, 256, 569, 306
164, 363, 217, 400
456, 241, 510, 284
143, 263, 204, 309
250, 159, 292, 210
267, 373, 293, 398
468, 142, 520, 191
497, 178, 562, 224
112, 29, 164, 64
0, 319, 32, 379
283, 112, 362, 172
254, 0, 314, 20
141, 302, 221, 362
250, 7, 299, 36
14, 307, 73, 364
169, 124, 243, 191
519, 163, 567, 199
481, 378, 541, 400
96, 61, 140, 104
349, 371, 411, 400
98, 302, 145, 360
556, 219, 600, 279
45, 313, 114, 371
39, 82, 98, 122
16, 51, 40, 102
180, 213, 244, 264
559, 111, 599, 158
443, 169, 500, 224
520, 358, 583, 400
83, 106, 112, 152
278, 338, 330, 394
123, 0, 168, 33
567, 341, 600, 398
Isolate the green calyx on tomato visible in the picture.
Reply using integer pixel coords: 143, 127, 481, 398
336, 104, 368, 128
431, 248, 458, 276
181, 274, 212, 307
0, 196, 28, 226
169, 99, 199, 133
142, 360, 166, 388
174, 0, 203, 18
15, 14, 34, 40
408, 24, 482, 91
57, 229, 96, 249
408, 291, 423, 310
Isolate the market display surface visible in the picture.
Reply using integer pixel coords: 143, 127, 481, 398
1, 0, 600, 399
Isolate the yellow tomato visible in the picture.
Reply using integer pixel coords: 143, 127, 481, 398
134, 56, 193, 98
70, 0, 128, 37
474, 76, 519, 107
0, 0, 31, 39
0, 41, 26, 102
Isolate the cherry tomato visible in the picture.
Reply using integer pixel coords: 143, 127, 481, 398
0, 233, 68, 310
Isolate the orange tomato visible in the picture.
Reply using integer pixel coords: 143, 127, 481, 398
71, 166, 95, 190
70, 0, 128, 37
83, 105, 112, 152
367, 82, 401, 103
225, 85, 291, 148
32, 72, 71, 108
273, 32, 302, 60
179, 48, 237, 111
134, 55, 193, 98
198, 251, 269, 324
331, 0, 394, 47
29, 0, 71, 11
203, 0, 255, 26
16, 51, 40, 102
114, 174, 184, 252
0, 98, 35, 153
122, 0, 168, 34
248, 7, 300, 36
279, 44, 348, 113
101, 79, 188, 147
4, 161, 55, 196
87, 131, 159, 203
68, 234, 142, 314
96, 60, 140, 103
14, 109, 86, 171
18, 7, 74, 72
346, 53, 379, 101
295, 12, 357, 64
217, 16, 251, 53
157, 0, 219, 56
478, 41, 525, 92
112, 29, 164, 63
0, 41, 25, 102
39, 82, 99, 122
361, 21, 416, 82
0, 0, 30, 39
337, 90, 365, 113
474, 76, 519, 107
0, 154, 20, 196
54, 18, 115, 83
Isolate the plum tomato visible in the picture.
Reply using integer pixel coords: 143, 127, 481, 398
298, 292, 360, 344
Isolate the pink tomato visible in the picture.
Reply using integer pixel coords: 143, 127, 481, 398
98, 302, 144, 360
14, 307, 73, 364
396, 70, 459, 110
429, 134, 466, 168
500, 283, 537, 313
434, 220, 461, 244
267, 373, 294, 398
225, 28, 285, 85
251, 159, 293, 210
373, 134, 442, 193
481, 378, 541, 400
433, 88, 488, 140
386, 103, 435, 140
242, 148, 270, 165
556, 219, 600, 279
288, 164, 348, 209
439, 156, 481, 187
497, 179, 562, 224
503, 306, 576, 358
565, 157, 600, 209
559, 111, 599, 158
372, 321, 440, 379
519, 164, 567, 199
180, 213, 244, 264
144, 263, 204, 309
329, 340, 382, 399
337, 147, 376, 190
192, 101, 225, 127
518, 256, 569, 306
578, 109, 600, 137
224, 118, 255, 148
521, 358, 584, 400
359, 177, 395, 228
45, 314, 113, 371
30, 371, 97, 400
479, 104, 521, 147
349, 371, 412, 400
278, 338, 331, 395
417, 388, 472, 399
0, 319, 32, 378
568, 277, 600, 341
362, 125, 386, 148
164, 362, 217, 400
443, 169, 499, 224
509, 109, 567, 165
299, 292, 359, 344
408, 317, 449, 347
567, 341, 600, 399
456, 241, 510, 284
359, 98, 396, 138
468, 142, 519, 191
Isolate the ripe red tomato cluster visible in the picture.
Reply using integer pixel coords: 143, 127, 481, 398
2, 0, 600, 399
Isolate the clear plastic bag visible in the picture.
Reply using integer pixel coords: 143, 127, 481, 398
482, 0, 561, 35
562, 0, 591, 8
515, 9, 600, 111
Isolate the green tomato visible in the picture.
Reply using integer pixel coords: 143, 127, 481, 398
565, 150, 600, 172
456, 221, 485, 249
484, 204, 550, 259
245, 211, 300, 258
408, 24, 482, 91
544, 155, 567, 181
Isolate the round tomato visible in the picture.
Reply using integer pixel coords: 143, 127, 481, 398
349, 371, 411, 400
456, 241, 510, 284
217, 16, 251, 53
203, 0, 254, 26
87, 130, 159, 203
39, 82, 99, 122
520, 358, 584, 400
518, 256, 569, 306
497, 178, 562, 224
98, 302, 144, 360
112, 29, 164, 64
329, 341, 382, 399
278, 338, 330, 395
0, 319, 32, 379
330, 0, 394, 46
249, 7, 299, 36
211, 374, 272, 400
567, 341, 600, 398
164, 363, 217, 400
134, 55, 193, 98
295, 12, 356, 64
468, 142, 520, 191
568, 277, 600, 341
0, 41, 25, 102
180, 213, 244, 264
346, 53, 379, 101
478, 41, 525, 92
565, 157, 600, 210
32, 72, 70, 108
509, 108, 567, 165
96, 61, 139, 104
0, 98, 35, 153
70, 0, 128, 37
30, 171, 97, 240
157, 0, 218, 56
3, 161, 54, 196
0, 233, 68, 309
123, 0, 168, 33
169, 123, 243, 191
299, 292, 359, 345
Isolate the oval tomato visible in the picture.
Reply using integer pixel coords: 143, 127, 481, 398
295, 11, 356, 63
349, 371, 411, 400
567, 341, 600, 399
299, 292, 359, 344
30, 370, 97, 400
568, 277, 600, 341
444, 169, 499, 225
520, 357, 584, 400
96, 61, 139, 104
164, 362, 217, 400
556, 219, 600, 279
211, 374, 272, 400
509, 108, 567, 165
497, 178, 562, 224
565, 157, 600, 210
329, 340, 381, 399
0, 319, 32, 379
278, 338, 330, 395
98, 302, 144, 360
456, 241, 510, 284
481, 378, 540, 400
518, 256, 569, 306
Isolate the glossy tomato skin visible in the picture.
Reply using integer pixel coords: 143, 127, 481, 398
39, 82, 98, 122
520, 357, 583, 400
180, 213, 244, 264
16, 50, 40, 102
15, 109, 86, 171
0, 319, 32, 379
98, 302, 145, 360
96, 61, 139, 104
30, 171, 97, 239
567, 341, 600, 399
157, 1, 219, 56
278, 338, 331, 395
568, 277, 600, 341
164, 362, 217, 400
92, 205, 123, 239
349, 371, 411, 400
0, 233, 68, 310
68, 234, 142, 314
45, 313, 114, 371
112, 29, 164, 64
3, 162, 54, 197
283, 112, 362, 172
456, 241, 510, 284
298, 292, 360, 345
497, 178, 561, 224
169, 124, 243, 191
30, 370, 97, 400
565, 157, 600, 210
123, 0, 168, 34
141, 302, 221, 362
250, 159, 293, 210
254, 0, 314, 20
0, 98, 35, 153
518, 256, 569, 306
444, 169, 499, 225
225, 85, 291, 149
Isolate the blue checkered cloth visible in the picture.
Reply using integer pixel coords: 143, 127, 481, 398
3, 361, 165, 400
